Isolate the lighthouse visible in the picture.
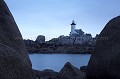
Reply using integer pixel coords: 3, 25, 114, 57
70, 20, 76, 35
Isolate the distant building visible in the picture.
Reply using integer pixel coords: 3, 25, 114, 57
70, 20, 84, 36
70, 20, 77, 35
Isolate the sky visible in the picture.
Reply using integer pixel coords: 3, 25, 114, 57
4, 0, 120, 41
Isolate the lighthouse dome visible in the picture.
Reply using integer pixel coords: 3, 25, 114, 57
71, 20, 76, 25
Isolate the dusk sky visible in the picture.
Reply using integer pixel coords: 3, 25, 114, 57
5, 0, 120, 40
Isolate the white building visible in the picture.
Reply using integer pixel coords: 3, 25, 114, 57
70, 20, 77, 35
70, 20, 84, 35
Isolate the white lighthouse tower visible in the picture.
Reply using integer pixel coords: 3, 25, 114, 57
70, 20, 76, 35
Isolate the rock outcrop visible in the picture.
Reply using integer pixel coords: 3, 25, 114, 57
87, 16, 120, 79
34, 69, 70, 79
0, 0, 35, 79
80, 66, 87, 72
0, 0, 31, 64
33, 63, 87, 79
48, 34, 94, 45
36, 35, 45, 44
60, 62, 86, 79
0, 44, 34, 79
24, 39, 94, 54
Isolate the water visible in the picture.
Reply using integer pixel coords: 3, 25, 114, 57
29, 54, 91, 72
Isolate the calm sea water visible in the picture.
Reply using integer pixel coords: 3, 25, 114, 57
29, 54, 91, 72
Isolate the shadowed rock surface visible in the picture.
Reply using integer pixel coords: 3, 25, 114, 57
60, 62, 86, 79
34, 69, 70, 79
33, 63, 87, 79
80, 66, 87, 72
0, 0, 35, 79
87, 16, 120, 79
0, 44, 34, 79
0, 0, 31, 64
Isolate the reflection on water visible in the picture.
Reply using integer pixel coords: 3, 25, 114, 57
29, 54, 91, 72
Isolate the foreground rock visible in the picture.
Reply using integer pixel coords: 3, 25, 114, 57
0, 0, 35, 79
87, 16, 120, 79
34, 62, 87, 79
80, 66, 87, 72
0, 44, 34, 79
34, 69, 70, 79
60, 62, 86, 79
0, 0, 31, 64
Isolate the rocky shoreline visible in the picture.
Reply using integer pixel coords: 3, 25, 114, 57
24, 39, 95, 54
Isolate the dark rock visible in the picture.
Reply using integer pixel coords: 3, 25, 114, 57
60, 62, 86, 79
43, 69, 55, 72
36, 35, 45, 44
24, 39, 36, 46
87, 16, 120, 79
80, 66, 87, 72
34, 70, 69, 79
0, 44, 34, 79
0, 0, 35, 79
34, 63, 87, 79
0, 0, 31, 65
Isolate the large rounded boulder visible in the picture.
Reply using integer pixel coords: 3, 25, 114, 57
0, 0, 31, 64
87, 16, 120, 79
0, 0, 35, 79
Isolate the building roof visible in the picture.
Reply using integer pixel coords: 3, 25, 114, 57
71, 20, 76, 25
